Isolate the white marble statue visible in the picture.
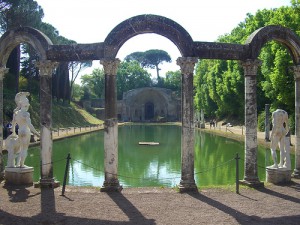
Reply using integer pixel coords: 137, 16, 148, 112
7, 92, 40, 167
269, 109, 291, 169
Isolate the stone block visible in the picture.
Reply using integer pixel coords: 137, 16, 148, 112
266, 168, 292, 184
5, 167, 34, 185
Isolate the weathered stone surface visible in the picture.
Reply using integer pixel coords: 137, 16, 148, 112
47, 43, 105, 61
193, 42, 249, 60
293, 65, 300, 177
0, 27, 52, 67
245, 25, 300, 64
5, 166, 34, 185
242, 59, 261, 184
266, 168, 292, 184
120, 87, 180, 122
35, 60, 58, 182
104, 14, 194, 58
177, 57, 198, 191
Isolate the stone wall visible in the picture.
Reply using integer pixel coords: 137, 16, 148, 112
118, 87, 180, 122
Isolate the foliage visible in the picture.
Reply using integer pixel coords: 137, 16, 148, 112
194, 3, 300, 124
125, 49, 171, 79
81, 68, 105, 99
163, 70, 181, 97
116, 61, 152, 99
0, 0, 43, 32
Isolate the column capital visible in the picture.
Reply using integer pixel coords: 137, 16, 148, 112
100, 58, 120, 76
0, 67, 9, 81
292, 65, 300, 80
176, 57, 198, 75
241, 59, 262, 76
35, 60, 59, 77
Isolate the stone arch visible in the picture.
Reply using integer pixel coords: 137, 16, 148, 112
246, 25, 300, 64
104, 14, 194, 58
0, 26, 52, 67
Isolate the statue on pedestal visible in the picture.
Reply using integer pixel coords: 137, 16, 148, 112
3, 92, 39, 168
269, 109, 291, 169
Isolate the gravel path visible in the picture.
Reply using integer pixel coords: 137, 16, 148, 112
0, 179, 300, 225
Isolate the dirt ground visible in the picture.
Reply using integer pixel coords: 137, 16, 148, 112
0, 179, 300, 225
1, 124, 299, 225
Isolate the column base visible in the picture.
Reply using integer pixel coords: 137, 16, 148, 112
239, 177, 264, 188
34, 178, 60, 188
292, 169, 300, 179
5, 166, 34, 185
100, 180, 123, 192
178, 180, 198, 193
266, 167, 292, 184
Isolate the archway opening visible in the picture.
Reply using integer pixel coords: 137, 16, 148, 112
145, 101, 154, 120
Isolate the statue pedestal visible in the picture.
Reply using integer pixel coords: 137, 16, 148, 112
5, 166, 34, 185
266, 167, 292, 184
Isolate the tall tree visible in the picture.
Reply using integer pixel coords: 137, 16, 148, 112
125, 49, 171, 80
69, 61, 92, 100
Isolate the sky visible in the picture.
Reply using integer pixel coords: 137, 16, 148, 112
35, 0, 291, 83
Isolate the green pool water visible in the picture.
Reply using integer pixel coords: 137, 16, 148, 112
11, 124, 295, 187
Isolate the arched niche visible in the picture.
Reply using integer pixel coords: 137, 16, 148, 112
0, 26, 52, 67
246, 25, 300, 64
104, 14, 194, 58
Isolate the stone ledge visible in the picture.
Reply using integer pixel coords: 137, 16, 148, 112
5, 166, 34, 185
266, 167, 292, 184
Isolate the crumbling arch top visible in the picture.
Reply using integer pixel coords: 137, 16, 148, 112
0, 26, 52, 67
246, 25, 300, 64
104, 14, 194, 58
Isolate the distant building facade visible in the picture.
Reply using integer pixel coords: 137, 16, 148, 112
118, 87, 180, 122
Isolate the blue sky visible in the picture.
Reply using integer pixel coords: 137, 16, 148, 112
35, 0, 291, 82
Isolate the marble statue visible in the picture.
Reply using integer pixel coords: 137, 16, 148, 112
7, 92, 40, 167
269, 109, 291, 169
3, 134, 21, 167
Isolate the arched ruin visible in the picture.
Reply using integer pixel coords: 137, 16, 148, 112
0, 14, 300, 192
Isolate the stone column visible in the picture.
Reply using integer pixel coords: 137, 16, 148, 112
35, 60, 59, 188
293, 65, 300, 178
265, 104, 270, 142
0, 67, 9, 180
241, 59, 263, 187
100, 58, 122, 192
177, 57, 198, 192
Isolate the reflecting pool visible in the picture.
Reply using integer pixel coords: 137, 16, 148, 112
19, 125, 295, 187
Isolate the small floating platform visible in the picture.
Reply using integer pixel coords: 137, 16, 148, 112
139, 142, 159, 146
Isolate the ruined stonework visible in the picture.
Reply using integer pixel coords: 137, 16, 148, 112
1, 15, 300, 190
119, 87, 180, 122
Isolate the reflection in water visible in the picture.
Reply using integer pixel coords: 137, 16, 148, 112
22, 125, 295, 187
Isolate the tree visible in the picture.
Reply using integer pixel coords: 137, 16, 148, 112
194, 4, 299, 123
81, 68, 105, 99
116, 61, 152, 99
69, 61, 92, 100
125, 49, 171, 80
163, 70, 181, 97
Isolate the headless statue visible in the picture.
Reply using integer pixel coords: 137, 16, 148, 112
269, 109, 291, 169
6, 92, 40, 167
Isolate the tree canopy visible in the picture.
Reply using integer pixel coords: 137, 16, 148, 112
125, 49, 171, 80
194, 3, 300, 129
